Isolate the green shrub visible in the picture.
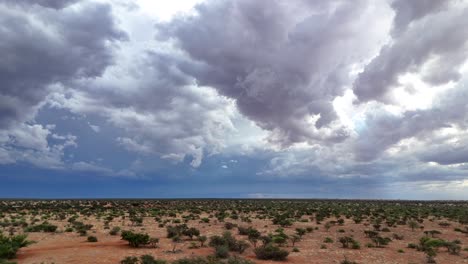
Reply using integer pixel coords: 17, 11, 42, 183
87, 236, 98, 242
351, 241, 361, 249
254, 244, 289, 260
215, 245, 229, 258
24, 222, 57, 233
0, 234, 33, 259
172, 257, 210, 264
121, 231, 150, 248
226, 257, 255, 264
140, 255, 167, 264
120, 256, 138, 264
407, 243, 417, 249
110, 226, 121, 236
340, 258, 358, 264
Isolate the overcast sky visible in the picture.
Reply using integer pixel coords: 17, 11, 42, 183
1, 0, 468, 199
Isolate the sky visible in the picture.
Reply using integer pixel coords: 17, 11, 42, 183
1, 0, 468, 199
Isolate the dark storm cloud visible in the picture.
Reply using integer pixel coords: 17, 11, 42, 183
354, 1, 468, 102
156, 0, 390, 146
390, 0, 448, 36
420, 144, 468, 165
0, 0, 126, 128
49, 48, 237, 167
1, 0, 79, 9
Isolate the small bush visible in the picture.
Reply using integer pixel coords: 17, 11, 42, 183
225, 222, 236, 230
120, 255, 167, 264
25, 222, 57, 233
110, 226, 121, 236
226, 257, 255, 264
351, 241, 361, 249
121, 231, 150, 248
254, 244, 289, 261
407, 243, 417, 249
215, 245, 230, 258
0, 234, 34, 259
340, 258, 358, 264
120, 256, 138, 264
140, 255, 167, 264
87, 236, 98, 242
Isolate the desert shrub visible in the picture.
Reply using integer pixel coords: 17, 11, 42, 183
0, 234, 33, 259
445, 241, 461, 255
224, 222, 236, 230
172, 257, 210, 264
87, 236, 98, 242
121, 231, 150, 248
110, 226, 121, 236
340, 258, 358, 264
324, 237, 333, 243
167, 224, 188, 238
292, 247, 300, 252
198, 235, 207, 247
371, 236, 391, 248
295, 228, 306, 238
339, 236, 359, 249
209, 235, 226, 248
24, 222, 57, 233
226, 257, 255, 264
120, 256, 139, 264
235, 240, 250, 254
237, 226, 257, 236
407, 243, 418, 249
183, 227, 200, 240
208, 232, 241, 253
0, 259, 16, 264
70, 221, 93, 236
140, 255, 167, 264
351, 241, 361, 249
254, 244, 289, 260
215, 245, 229, 258
149, 237, 160, 248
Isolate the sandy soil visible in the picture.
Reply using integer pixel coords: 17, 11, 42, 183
12, 215, 468, 264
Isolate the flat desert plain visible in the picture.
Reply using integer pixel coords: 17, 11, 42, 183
0, 200, 466, 264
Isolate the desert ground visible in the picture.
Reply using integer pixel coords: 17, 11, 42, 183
0, 200, 467, 264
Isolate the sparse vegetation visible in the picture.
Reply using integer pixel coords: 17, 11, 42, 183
0, 199, 466, 263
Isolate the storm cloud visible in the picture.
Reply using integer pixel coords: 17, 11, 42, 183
0, 0, 125, 128
156, 0, 392, 146
1, 0, 468, 198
